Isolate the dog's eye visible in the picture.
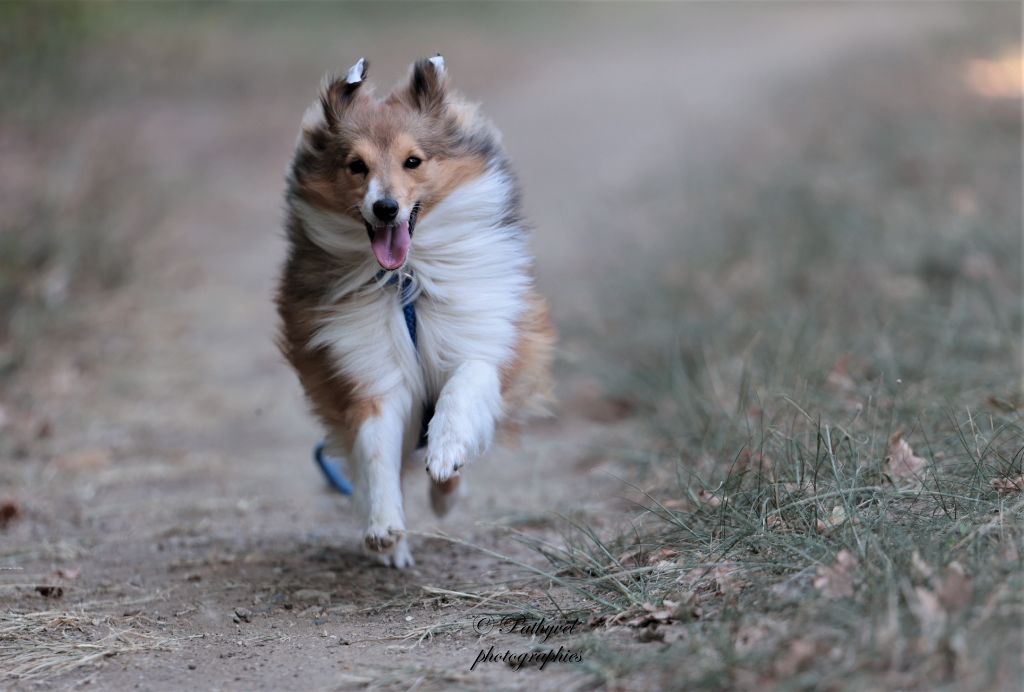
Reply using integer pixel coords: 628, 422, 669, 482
348, 159, 368, 176
404, 156, 422, 170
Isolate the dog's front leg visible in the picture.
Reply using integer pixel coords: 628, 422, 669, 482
425, 361, 502, 483
351, 392, 414, 568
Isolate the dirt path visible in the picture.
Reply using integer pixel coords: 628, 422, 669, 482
2, 5, 962, 689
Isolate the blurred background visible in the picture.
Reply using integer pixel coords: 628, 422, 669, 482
0, 3, 1021, 689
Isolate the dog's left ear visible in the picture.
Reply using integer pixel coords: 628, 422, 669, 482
406, 54, 448, 114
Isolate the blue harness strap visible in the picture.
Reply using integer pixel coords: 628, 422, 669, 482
314, 440, 354, 495
312, 272, 432, 495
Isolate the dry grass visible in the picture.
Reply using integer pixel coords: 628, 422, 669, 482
468, 21, 1023, 692
0, 606, 184, 683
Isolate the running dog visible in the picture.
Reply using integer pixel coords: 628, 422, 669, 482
276, 56, 555, 568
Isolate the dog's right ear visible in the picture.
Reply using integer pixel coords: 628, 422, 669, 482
404, 55, 448, 115
321, 57, 369, 129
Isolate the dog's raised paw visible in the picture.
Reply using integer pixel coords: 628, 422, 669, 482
364, 527, 405, 554
424, 430, 468, 483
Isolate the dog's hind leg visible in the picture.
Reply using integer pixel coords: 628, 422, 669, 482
350, 391, 414, 568
429, 473, 465, 517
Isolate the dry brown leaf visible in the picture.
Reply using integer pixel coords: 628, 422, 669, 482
646, 547, 679, 565
813, 550, 858, 599
711, 563, 749, 595
616, 549, 641, 568
663, 591, 701, 622
991, 475, 1024, 495
936, 562, 973, 612
816, 505, 849, 535
35, 585, 64, 599
0, 499, 21, 528
911, 550, 934, 581
987, 395, 1019, 413
826, 356, 858, 396
697, 489, 722, 509
910, 586, 946, 638
728, 449, 775, 480
636, 624, 664, 643
884, 432, 928, 482
775, 637, 824, 677
622, 602, 673, 628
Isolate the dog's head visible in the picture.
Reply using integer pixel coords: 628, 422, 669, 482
290, 56, 496, 271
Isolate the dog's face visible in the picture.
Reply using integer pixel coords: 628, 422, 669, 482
292, 56, 490, 271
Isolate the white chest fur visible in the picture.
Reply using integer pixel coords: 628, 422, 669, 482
301, 169, 532, 407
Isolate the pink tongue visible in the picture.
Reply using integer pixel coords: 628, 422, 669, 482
371, 221, 411, 270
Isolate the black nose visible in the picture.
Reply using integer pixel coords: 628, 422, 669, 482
372, 198, 399, 222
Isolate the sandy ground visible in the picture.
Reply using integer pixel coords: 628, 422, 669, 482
1, 4, 968, 689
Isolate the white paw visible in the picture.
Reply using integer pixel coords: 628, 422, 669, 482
363, 525, 404, 554
390, 538, 415, 569
368, 535, 415, 569
425, 416, 470, 483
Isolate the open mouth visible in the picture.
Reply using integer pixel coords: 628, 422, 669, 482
365, 203, 421, 271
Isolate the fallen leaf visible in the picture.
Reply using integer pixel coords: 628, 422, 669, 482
987, 395, 1019, 413
911, 551, 934, 581
616, 549, 641, 568
816, 505, 849, 534
775, 637, 823, 677
813, 550, 858, 599
910, 586, 945, 638
711, 563, 749, 596
697, 489, 722, 510
663, 590, 700, 622
621, 592, 701, 628
936, 562, 973, 612
884, 432, 928, 482
826, 356, 858, 396
636, 624, 664, 643
991, 475, 1024, 495
0, 500, 21, 528
646, 547, 678, 566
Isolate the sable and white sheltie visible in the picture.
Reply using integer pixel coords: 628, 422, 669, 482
276, 56, 555, 568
